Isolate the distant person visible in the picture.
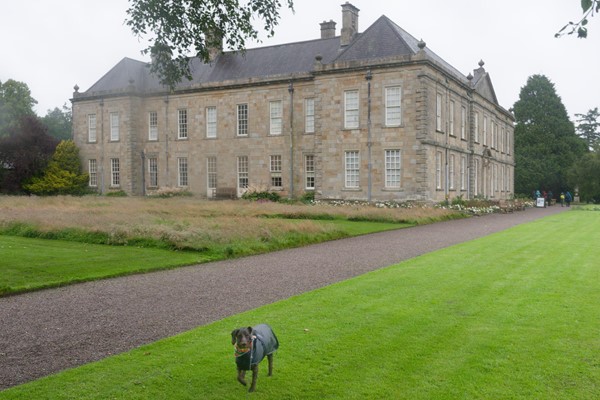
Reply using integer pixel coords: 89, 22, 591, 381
560, 192, 565, 207
547, 191, 553, 206
565, 191, 572, 207
535, 189, 541, 199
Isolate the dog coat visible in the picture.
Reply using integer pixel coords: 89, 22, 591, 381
235, 324, 279, 371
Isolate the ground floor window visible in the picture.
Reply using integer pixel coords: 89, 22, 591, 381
207, 156, 217, 191
345, 151, 360, 188
384, 149, 401, 188
270, 155, 282, 188
88, 159, 97, 187
305, 154, 315, 189
110, 158, 120, 187
178, 157, 188, 187
148, 158, 158, 187
435, 151, 442, 189
237, 156, 249, 189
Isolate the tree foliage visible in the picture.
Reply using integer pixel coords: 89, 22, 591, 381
513, 75, 587, 196
0, 79, 37, 137
574, 107, 600, 150
556, 0, 600, 38
24, 140, 89, 196
0, 116, 58, 193
42, 104, 72, 141
568, 151, 600, 202
126, 0, 294, 89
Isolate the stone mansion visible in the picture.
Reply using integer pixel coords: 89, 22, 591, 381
72, 3, 514, 202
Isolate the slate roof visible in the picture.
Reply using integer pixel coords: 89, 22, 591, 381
81, 15, 498, 105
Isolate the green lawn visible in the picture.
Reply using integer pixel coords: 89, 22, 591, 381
0, 219, 405, 296
1, 210, 599, 399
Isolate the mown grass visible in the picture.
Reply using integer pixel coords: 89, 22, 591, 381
0, 219, 402, 297
2, 210, 598, 399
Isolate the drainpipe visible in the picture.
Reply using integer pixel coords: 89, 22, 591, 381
366, 69, 372, 202
288, 81, 295, 199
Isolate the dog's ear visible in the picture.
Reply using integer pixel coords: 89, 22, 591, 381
247, 326, 253, 334
231, 329, 239, 345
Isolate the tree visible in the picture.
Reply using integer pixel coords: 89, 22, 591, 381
0, 79, 37, 137
575, 107, 600, 150
513, 75, 587, 196
0, 116, 58, 193
42, 104, 72, 141
126, 0, 294, 89
556, 0, 600, 38
24, 140, 89, 195
568, 151, 600, 203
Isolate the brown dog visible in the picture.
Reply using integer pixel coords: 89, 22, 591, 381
231, 324, 279, 392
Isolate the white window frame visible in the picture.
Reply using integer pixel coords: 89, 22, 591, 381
237, 156, 249, 189
148, 157, 158, 187
460, 156, 467, 191
237, 104, 248, 136
436, 93, 443, 132
149, 111, 158, 141
435, 151, 443, 190
207, 156, 217, 193
177, 157, 188, 187
344, 90, 359, 129
461, 106, 466, 140
269, 101, 283, 135
270, 155, 282, 187
305, 154, 315, 190
344, 150, 360, 188
88, 114, 97, 143
305, 98, 315, 133
178, 109, 188, 139
88, 159, 97, 187
206, 106, 217, 138
385, 86, 402, 127
384, 149, 401, 188
110, 158, 120, 187
449, 100, 455, 136
449, 154, 455, 190
110, 112, 119, 141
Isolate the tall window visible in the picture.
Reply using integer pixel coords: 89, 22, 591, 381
474, 112, 480, 142
270, 155, 282, 187
206, 107, 217, 138
344, 150, 360, 188
449, 154, 455, 190
177, 157, 188, 187
460, 156, 467, 191
435, 151, 442, 190
491, 121, 496, 148
88, 114, 97, 143
237, 104, 248, 136
270, 101, 282, 135
110, 112, 119, 141
149, 111, 158, 140
305, 154, 315, 189
237, 156, 249, 188
449, 100, 455, 136
385, 149, 401, 188
110, 158, 120, 187
148, 158, 158, 187
506, 129, 511, 154
385, 86, 402, 126
207, 156, 217, 191
461, 106, 467, 140
88, 159, 97, 187
178, 109, 188, 139
344, 90, 359, 129
305, 98, 315, 133
483, 116, 488, 146
436, 93, 443, 132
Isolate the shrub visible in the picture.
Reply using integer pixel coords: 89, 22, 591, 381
106, 190, 127, 197
242, 189, 281, 202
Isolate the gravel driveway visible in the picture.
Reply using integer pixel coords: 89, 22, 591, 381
0, 206, 566, 390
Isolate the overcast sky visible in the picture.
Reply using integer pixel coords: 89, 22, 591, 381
1, 0, 599, 121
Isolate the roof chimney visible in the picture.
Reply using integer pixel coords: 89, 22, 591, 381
205, 31, 223, 62
341, 2, 359, 46
320, 20, 337, 39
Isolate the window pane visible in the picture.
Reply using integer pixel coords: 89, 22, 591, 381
207, 157, 217, 189
111, 158, 120, 186
206, 107, 217, 138
305, 154, 315, 189
178, 157, 188, 186
237, 156, 249, 188
149, 111, 158, 140
344, 91, 359, 129
88, 114, 96, 142
110, 113, 119, 141
88, 159, 97, 187
270, 101, 282, 135
385, 150, 401, 188
345, 151, 359, 188
385, 87, 401, 126
148, 158, 158, 187
178, 109, 188, 139
237, 104, 248, 136
305, 98, 315, 133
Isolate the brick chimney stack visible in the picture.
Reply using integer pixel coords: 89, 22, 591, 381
320, 20, 337, 39
340, 2, 359, 46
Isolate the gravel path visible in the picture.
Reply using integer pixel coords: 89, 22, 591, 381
0, 206, 566, 390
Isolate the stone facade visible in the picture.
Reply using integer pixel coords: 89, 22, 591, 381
72, 4, 514, 202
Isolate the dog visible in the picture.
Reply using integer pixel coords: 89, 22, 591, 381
231, 324, 279, 392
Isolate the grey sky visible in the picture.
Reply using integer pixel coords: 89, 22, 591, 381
1, 0, 598, 121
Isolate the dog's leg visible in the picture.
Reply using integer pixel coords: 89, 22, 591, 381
249, 365, 258, 392
267, 353, 273, 376
237, 369, 247, 386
